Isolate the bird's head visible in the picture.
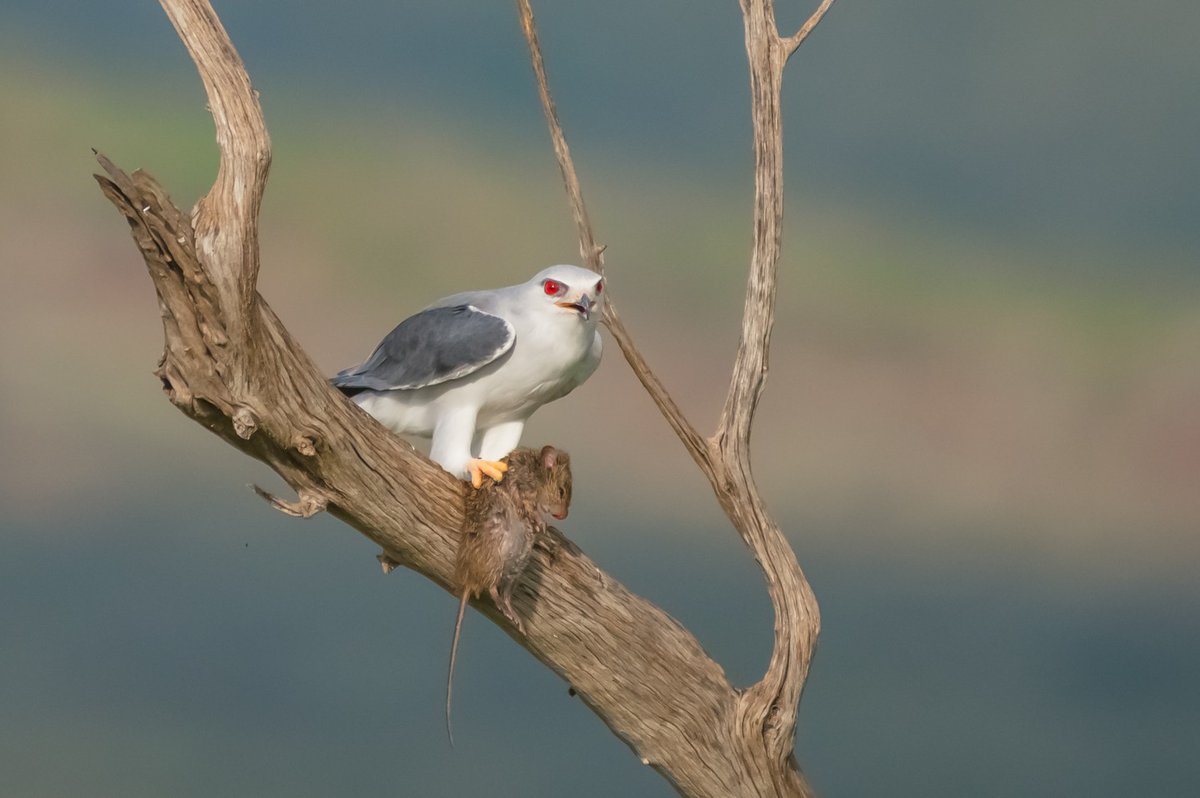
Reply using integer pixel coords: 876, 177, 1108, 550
530, 265, 605, 322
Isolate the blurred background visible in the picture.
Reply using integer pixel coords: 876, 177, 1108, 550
2, 1, 1198, 795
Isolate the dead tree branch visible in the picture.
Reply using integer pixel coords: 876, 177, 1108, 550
516, 0, 832, 793
783, 0, 839, 56
94, 1, 835, 796
516, 0, 716, 482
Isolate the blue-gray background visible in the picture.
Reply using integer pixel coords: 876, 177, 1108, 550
2, 2, 1198, 796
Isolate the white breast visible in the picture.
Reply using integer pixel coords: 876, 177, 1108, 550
354, 309, 600, 437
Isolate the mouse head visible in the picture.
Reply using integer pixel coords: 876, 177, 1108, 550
537, 445, 572, 521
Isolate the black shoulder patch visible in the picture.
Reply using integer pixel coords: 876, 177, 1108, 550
331, 305, 514, 392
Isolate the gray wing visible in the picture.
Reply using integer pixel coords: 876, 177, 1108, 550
332, 304, 514, 392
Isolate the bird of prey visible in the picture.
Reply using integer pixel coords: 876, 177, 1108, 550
332, 265, 604, 487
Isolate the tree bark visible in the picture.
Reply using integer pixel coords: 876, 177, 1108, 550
95, 1, 837, 795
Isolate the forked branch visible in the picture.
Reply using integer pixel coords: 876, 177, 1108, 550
160, 0, 271, 332
516, 0, 831, 792
783, 0, 839, 56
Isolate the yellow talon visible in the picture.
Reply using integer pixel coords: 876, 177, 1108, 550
467, 458, 508, 488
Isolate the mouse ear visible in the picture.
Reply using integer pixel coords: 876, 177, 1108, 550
540, 445, 558, 469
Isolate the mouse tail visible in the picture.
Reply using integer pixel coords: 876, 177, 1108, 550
446, 590, 470, 747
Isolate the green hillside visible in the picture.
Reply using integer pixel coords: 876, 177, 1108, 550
2, 50, 1197, 570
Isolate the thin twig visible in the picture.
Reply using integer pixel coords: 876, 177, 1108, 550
602, 307, 716, 476
783, 0, 839, 56
514, 0, 712, 472
515, 0, 603, 272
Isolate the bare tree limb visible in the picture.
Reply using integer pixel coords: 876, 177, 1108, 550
782, 0, 839, 57
95, 1, 837, 795
159, 0, 271, 336
514, 0, 716, 481
719, 13, 822, 785
516, 1, 604, 274
517, 0, 832, 793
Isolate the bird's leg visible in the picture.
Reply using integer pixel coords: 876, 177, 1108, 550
430, 406, 499, 486
475, 420, 526, 461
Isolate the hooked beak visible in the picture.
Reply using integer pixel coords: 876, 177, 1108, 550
556, 293, 593, 320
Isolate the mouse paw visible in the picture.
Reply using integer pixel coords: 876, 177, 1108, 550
491, 587, 525, 634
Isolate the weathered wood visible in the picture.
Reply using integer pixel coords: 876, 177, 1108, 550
95, 1, 838, 796
96, 153, 741, 797
516, 0, 834, 793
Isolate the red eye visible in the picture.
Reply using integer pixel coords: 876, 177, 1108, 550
543, 279, 562, 296
595, 279, 603, 295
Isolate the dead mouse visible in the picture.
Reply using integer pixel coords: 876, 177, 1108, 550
446, 444, 572, 743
